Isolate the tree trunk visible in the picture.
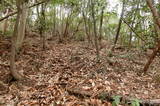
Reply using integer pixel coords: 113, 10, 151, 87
10, 0, 29, 80
63, 10, 73, 38
40, 3, 46, 50
143, 0, 160, 72
129, 1, 140, 48
2, 9, 9, 35
143, 42, 160, 72
82, 11, 91, 44
0, 0, 48, 22
72, 20, 82, 37
99, 6, 105, 49
112, 0, 125, 51
52, 6, 56, 37
16, 0, 29, 50
146, 0, 160, 29
91, 0, 100, 61
152, 0, 160, 42
58, 6, 63, 43
35, 0, 40, 18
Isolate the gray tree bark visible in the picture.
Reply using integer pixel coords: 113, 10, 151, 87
91, 0, 100, 61
10, 0, 29, 80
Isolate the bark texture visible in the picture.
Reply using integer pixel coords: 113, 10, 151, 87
143, 0, 160, 72
10, 0, 29, 80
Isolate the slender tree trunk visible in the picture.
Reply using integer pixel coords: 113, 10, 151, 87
63, 18, 69, 38
61, 6, 64, 37
72, 20, 82, 37
129, 1, 140, 48
58, 6, 63, 43
91, 0, 100, 61
40, 4, 46, 50
3, 20, 8, 35
152, 0, 160, 42
63, 10, 73, 38
2, 9, 9, 35
154, 22, 160, 42
10, 10, 23, 81
82, 11, 91, 44
10, 0, 29, 80
146, 0, 160, 28
143, 0, 160, 72
35, 0, 40, 18
52, 6, 56, 37
112, 0, 125, 51
99, 6, 105, 49
87, 1, 92, 45
16, 0, 29, 50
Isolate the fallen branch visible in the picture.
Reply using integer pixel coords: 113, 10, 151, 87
67, 87, 160, 106
0, 0, 49, 22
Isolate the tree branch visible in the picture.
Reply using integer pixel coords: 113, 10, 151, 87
143, 0, 160, 72
121, 18, 147, 43
146, 0, 160, 29
0, 0, 49, 22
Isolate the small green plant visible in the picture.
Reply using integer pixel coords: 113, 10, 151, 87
131, 99, 141, 106
112, 96, 121, 106
98, 92, 108, 101
108, 50, 113, 57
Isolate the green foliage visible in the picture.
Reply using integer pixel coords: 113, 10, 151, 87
1, 0, 158, 50
51, 0, 65, 5
75, 32, 85, 41
112, 96, 121, 106
131, 99, 141, 106
98, 92, 109, 101
108, 50, 113, 57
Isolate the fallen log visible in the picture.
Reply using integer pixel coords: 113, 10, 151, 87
67, 87, 160, 106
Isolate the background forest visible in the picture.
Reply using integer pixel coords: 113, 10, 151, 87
0, 0, 160, 105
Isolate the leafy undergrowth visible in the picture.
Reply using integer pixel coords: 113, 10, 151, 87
0, 36, 160, 105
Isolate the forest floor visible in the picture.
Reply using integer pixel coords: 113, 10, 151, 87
0, 35, 160, 105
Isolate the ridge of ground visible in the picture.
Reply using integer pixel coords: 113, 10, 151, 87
0, 36, 160, 105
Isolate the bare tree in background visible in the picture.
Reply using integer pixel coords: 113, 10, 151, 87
112, 0, 125, 51
91, 0, 100, 61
